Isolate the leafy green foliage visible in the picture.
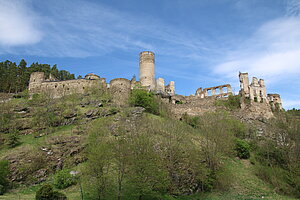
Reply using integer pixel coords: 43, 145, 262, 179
215, 95, 241, 110
6, 131, 21, 148
129, 89, 159, 114
252, 113, 300, 197
287, 108, 300, 116
53, 169, 76, 189
0, 59, 75, 93
35, 184, 67, 200
235, 139, 250, 159
82, 112, 243, 199
0, 160, 9, 195
181, 113, 200, 128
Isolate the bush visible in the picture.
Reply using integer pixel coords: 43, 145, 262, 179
129, 89, 159, 114
215, 95, 241, 110
254, 165, 292, 195
35, 184, 67, 200
6, 131, 20, 148
0, 160, 9, 195
53, 169, 76, 189
181, 113, 200, 128
18, 150, 47, 183
13, 89, 29, 99
235, 139, 250, 159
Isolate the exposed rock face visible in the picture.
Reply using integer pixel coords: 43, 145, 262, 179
170, 96, 218, 119
5, 135, 85, 185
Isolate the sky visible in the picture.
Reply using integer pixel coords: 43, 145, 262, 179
0, 0, 300, 109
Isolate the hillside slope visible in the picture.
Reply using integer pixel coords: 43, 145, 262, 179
0, 91, 299, 199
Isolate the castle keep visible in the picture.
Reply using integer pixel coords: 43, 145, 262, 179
28, 51, 282, 118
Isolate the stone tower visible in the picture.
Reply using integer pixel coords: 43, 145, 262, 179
239, 72, 250, 97
29, 72, 45, 94
29, 72, 45, 84
156, 78, 165, 93
139, 51, 155, 90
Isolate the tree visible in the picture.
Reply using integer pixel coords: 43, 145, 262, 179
35, 184, 67, 200
50, 64, 59, 79
0, 59, 76, 93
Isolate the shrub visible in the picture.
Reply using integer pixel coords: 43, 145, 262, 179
18, 150, 47, 183
53, 169, 76, 189
181, 113, 199, 128
0, 160, 9, 195
35, 184, 67, 200
13, 89, 29, 99
215, 95, 241, 110
226, 95, 241, 109
129, 89, 159, 114
6, 131, 20, 148
235, 139, 250, 159
254, 165, 292, 195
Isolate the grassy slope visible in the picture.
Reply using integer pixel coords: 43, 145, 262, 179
198, 158, 296, 200
0, 98, 297, 200
1, 122, 297, 200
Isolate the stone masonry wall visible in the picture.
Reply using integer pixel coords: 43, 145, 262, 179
170, 95, 218, 119
29, 79, 106, 99
110, 78, 131, 106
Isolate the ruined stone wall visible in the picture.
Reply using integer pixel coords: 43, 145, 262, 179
170, 95, 218, 119
165, 81, 175, 95
29, 72, 106, 98
239, 72, 250, 96
29, 79, 106, 98
29, 72, 45, 84
139, 51, 155, 90
248, 77, 268, 103
268, 94, 283, 110
156, 78, 165, 93
110, 78, 131, 106
195, 84, 232, 98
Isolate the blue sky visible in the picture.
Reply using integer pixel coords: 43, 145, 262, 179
1, 0, 300, 109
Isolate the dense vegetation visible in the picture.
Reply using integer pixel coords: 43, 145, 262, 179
0, 87, 299, 199
0, 59, 75, 93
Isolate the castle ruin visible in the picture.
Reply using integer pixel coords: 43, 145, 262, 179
29, 51, 175, 100
239, 72, 282, 110
28, 51, 283, 118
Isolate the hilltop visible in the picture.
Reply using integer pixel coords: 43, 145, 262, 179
0, 86, 299, 199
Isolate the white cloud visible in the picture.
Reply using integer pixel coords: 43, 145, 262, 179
0, 0, 42, 46
0, 0, 213, 59
282, 99, 300, 109
214, 17, 300, 82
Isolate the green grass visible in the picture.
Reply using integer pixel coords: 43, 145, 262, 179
0, 185, 81, 200
195, 158, 297, 200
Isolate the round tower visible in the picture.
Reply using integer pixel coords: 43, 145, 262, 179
139, 51, 155, 90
